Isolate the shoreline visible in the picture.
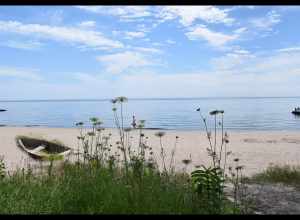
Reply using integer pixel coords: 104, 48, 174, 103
0, 124, 300, 133
1, 126, 300, 176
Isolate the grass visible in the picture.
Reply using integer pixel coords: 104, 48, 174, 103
0, 162, 236, 214
247, 165, 300, 188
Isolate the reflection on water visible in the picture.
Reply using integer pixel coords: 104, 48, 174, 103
0, 97, 300, 130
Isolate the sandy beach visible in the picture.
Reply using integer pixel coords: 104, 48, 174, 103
1, 126, 300, 176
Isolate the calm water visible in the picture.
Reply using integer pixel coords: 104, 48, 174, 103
0, 97, 300, 131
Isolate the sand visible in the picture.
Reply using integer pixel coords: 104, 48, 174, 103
0, 126, 300, 176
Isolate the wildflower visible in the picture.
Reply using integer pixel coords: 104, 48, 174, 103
155, 131, 165, 137
182, 159, 192, 165
87, 132, 95, 136
90, 117, 99, 123
209, 110, 224, 115
236, 166, 244, 170
137, 124, 144, 129
137, 120, 146, 129
75, 122, 84, 126
116, 96, 128, 103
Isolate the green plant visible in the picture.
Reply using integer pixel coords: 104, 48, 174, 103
0, 156, 5, 179
249, 165, 300, 188
193, 108, 247, 213
191, 165, 225, 213
196, 108, 228, 170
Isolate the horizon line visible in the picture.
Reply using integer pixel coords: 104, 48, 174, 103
1, 96, 300, 102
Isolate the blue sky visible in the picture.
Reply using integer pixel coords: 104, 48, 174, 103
0, 6, 300, 99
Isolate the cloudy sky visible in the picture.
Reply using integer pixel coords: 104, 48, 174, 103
0, 6, 300, 99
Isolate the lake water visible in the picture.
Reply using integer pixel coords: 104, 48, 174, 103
0, 97, 300, 131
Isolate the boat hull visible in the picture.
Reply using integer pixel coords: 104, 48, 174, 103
292, 111, 300, 115
15, 136, 71, 160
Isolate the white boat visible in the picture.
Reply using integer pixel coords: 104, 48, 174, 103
15, 136, 71, 160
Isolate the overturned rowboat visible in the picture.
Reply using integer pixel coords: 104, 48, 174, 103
15, 135, 72, 160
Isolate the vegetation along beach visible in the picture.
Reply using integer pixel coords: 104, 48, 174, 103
1, 5, 300, 215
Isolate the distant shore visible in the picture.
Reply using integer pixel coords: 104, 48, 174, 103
1, 126, 300, 176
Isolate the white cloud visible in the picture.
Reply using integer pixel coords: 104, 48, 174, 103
124, 31, 145, 39
211, 50, 256, 70
0, 20, 123, 50
102, 49, 300, 97
78, 20, 96, 28
152, 42, 164, 47
250, 10, 281, 31
166, 39, 176, 44
212, 48, 300, 78
234, 27, 247, 35
229, 6, 256, 11
75, 6, 152, 21
3, 48, 300, 99
277, 47, 300, 53
185, 25, 240, 47
96, 51, 154, 74
0, 40, 43, 50
0, 66, 42, 81
132, 47, 163, 54
158, 6, 235, 27
76, 6, 235, 27
112, 30, 147, 40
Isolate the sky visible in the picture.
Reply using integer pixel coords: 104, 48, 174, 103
0, 6, 300, 99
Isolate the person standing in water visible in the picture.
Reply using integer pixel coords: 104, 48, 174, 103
131, 115, 137, 129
